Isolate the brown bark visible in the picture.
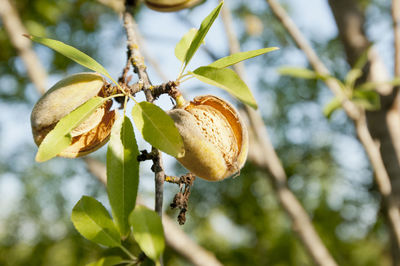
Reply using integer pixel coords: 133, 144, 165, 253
328, 0, 400, 264
327, 0, 400, 195
221, 2, 338, 265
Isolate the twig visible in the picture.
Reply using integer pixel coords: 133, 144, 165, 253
267, 0, 360, 120
6, 0, 222, 264
393, 0, 400, 77
220, 2, 338, 266
0, 0, 47, 94
123, 3, 165, 219
266, 0, 400, 254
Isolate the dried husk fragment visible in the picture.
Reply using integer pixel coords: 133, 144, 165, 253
31, 72, 116, 158
168, 95, 248, 181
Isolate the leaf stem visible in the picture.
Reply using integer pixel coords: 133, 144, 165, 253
179, 75, 195, 83
119, 244, 137, 261
123, 95, 128, 116
177, 62, 185, 81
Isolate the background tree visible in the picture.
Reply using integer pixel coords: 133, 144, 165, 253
0, 0, 398, 265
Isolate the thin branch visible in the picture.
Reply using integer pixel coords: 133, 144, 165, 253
393, 0, 400, 77
0, 0, 47, 94
5, 1, 222, 264
220, 2, 337, 266
266, 0, 400, 253
266, 0, 360, 120
123, 3, 165, 219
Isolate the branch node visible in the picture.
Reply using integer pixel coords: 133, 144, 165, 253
137, 150, 156, 162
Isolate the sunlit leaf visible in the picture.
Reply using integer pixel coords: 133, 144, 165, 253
129, 206, 165, 263
209, 47, 279, 68
278, 67, 320, 79
192, 66, 257, 109
86, 256, 122, 266
26, 35, 118, 85
356, 78, 400, 91
71, 196, 121, 247
353, 90, 381, 110
323, 97, 342, 119
36, 97, 106, 162
107, 116, 140, 237
175, 28, 198, 63
131, 102, 184, 157
183, 2, 223, 69
344, 69, 363, 89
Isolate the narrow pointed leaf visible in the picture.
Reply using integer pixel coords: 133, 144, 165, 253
129, 206, 165, 263
278, 67, 319, 79
356, 78, 400, 91
353, 90, 381, 110
209, 47, 279, 68
107, 116, 140, 237
175, 28, 198, 63
26, 35, 117, 85
36, 96, 106, 162
131, 102, 184, 157
192, 66, 257, 109
323, 97, 342, 119
71, 196, 121, 247
183, 2, 223, 68
86, 256, 122, 266
344, 68, 362, 89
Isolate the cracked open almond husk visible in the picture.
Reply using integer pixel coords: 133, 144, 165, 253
144, 0, 202, 12
168, 95, 248, 181
31, 72, 117, 158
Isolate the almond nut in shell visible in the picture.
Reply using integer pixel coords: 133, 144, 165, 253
31, 72, 117, 158
144, 0, 202, 12
168, 95, 248, 181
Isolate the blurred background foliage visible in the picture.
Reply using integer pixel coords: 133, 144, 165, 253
0, 0, 393, 265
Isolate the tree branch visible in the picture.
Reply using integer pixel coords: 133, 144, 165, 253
266, 0, 400, 256
220, 2, 337, 266
123, 3, 165, 219
4, 1, 222, 264
0, 0, 47, 94
394, 0, 400, 77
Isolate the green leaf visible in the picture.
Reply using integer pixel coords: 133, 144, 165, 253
323, 97, 342, 119
356, 78, 400, 91
353, 46, 370, 70
175, 28, 198, 63
352, 90, 381, 110
278, 67, 320, 79
344, 69, 363, 90
129, 206, 165, 263
131, 102, 184, 157
71, 196, 121, 247
192, 66, 257, 109
183, 1, 223, 69
107, 116, 140, 237
26, 35, 118, 85
36, 97, 106, 162
86, 256, 122, 266
209, 47, 279, 68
